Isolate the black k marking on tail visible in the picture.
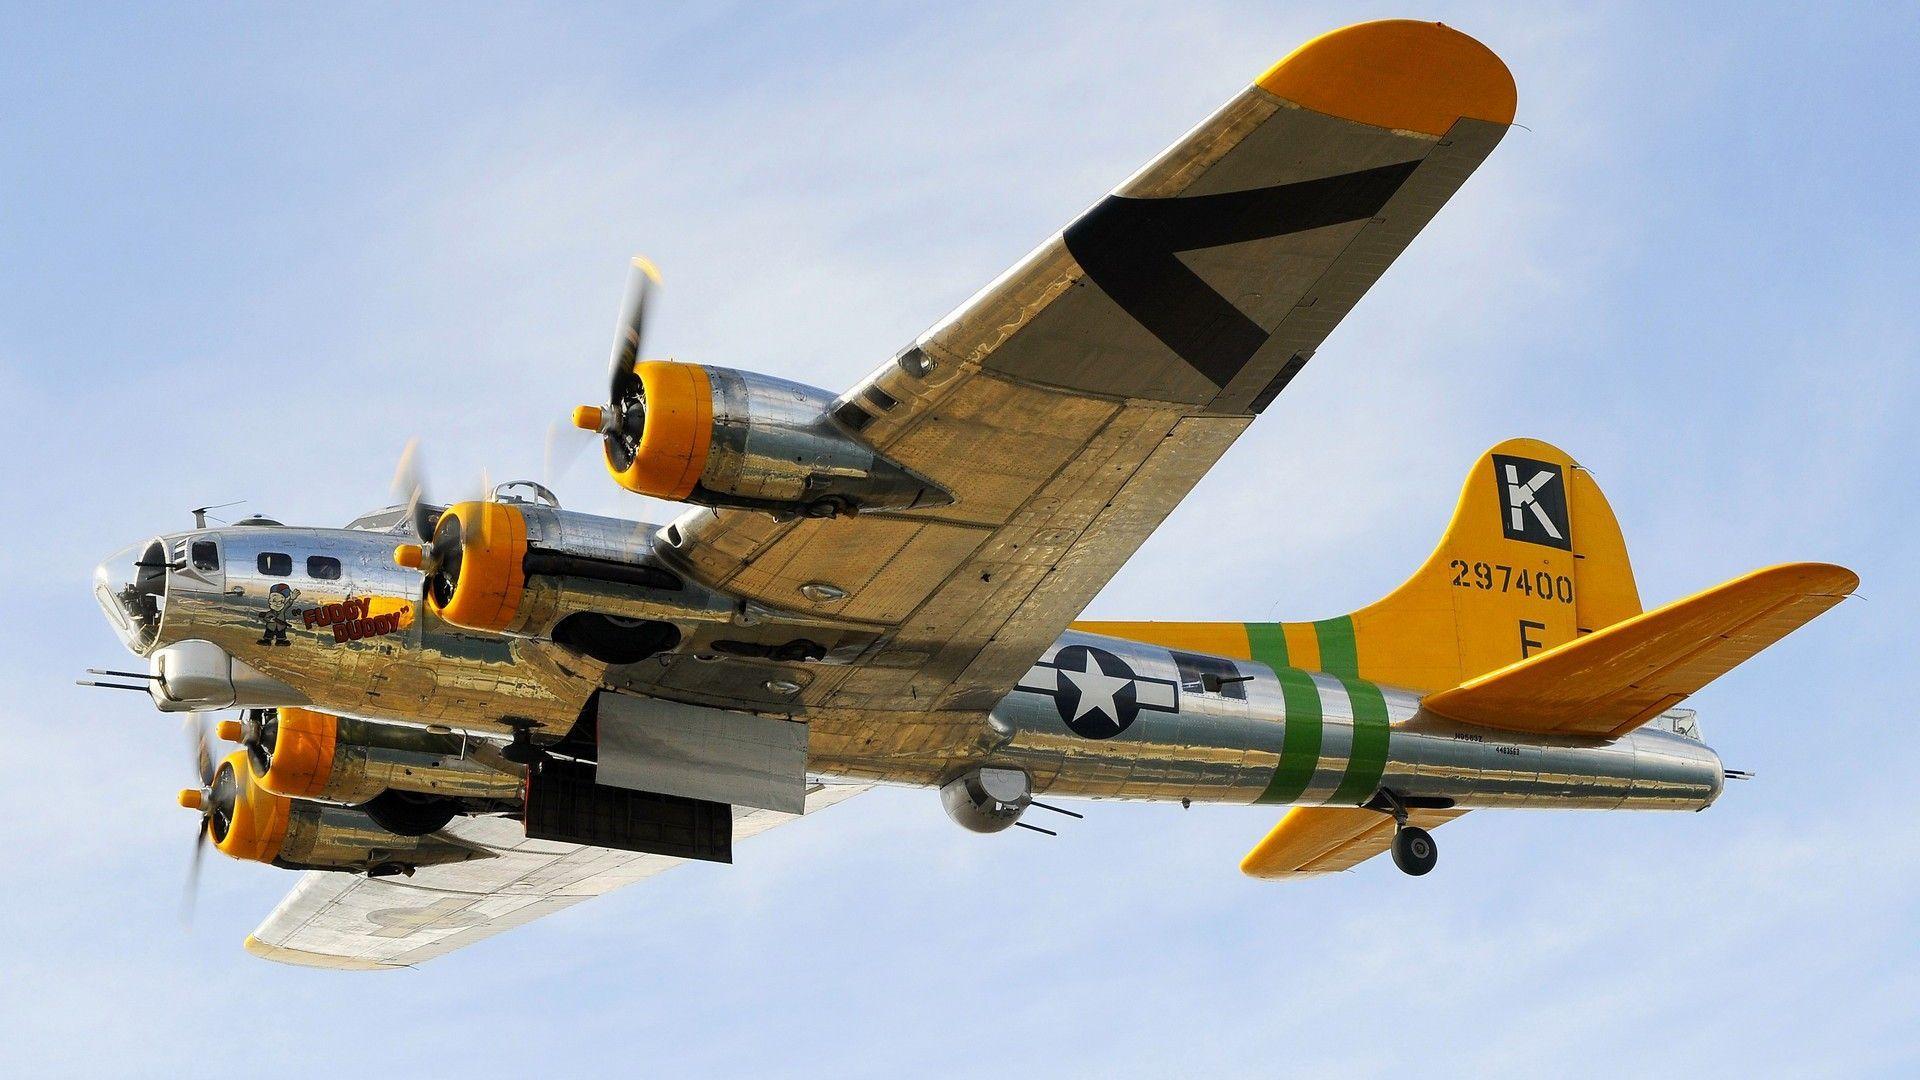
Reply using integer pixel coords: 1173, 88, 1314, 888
1492, 454, 1572, 551
1062, 161, 1419, 388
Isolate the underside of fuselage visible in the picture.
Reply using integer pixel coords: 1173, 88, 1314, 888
98, 511, 1725, 820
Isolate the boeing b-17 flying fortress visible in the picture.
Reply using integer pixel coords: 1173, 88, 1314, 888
85, 19, 1854, 969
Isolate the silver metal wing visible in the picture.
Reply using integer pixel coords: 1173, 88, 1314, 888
244, 782, 866, 969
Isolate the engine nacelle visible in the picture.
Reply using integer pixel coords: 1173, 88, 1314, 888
397, 498, 718, 646
587, 362, 950, 517
940, 766, 1033, 834
199, 749, 486, 874
397, 499, 878, 669
248, 708, 523, 807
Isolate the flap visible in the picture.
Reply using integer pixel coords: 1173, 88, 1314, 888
1423, 562, 1857, 738
597, 692, 809, 813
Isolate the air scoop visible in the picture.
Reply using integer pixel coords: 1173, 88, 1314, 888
147, 639, 307, 713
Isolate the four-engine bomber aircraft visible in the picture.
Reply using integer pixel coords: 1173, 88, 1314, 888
88, 20, 1855, 969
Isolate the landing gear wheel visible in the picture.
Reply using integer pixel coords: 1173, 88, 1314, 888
1391, 825, 1437, 876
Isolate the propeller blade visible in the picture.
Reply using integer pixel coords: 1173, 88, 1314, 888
242, 708, 275, 775
545, 418, 594, 487
181, 716, 217, 926
392, 438, 436, 543
183, 822, 207, 926
607, 256, 661, 403
188, 715, 213, 786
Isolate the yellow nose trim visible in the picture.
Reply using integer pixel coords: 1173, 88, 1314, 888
393, 543, 423, 570
572, 405, 605, 432
215, 719, 243, 743
177, 788, 203, 810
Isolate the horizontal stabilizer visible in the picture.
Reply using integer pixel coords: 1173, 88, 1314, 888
1241, 805, 1466, 879
1422, 562, 1857, 738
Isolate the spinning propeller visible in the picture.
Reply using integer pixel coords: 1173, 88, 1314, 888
391, 257, 667, 606
176, 714, 235, 921
390, 438, 494, 605
174, 710, 282, 919
565, 257, 663, 472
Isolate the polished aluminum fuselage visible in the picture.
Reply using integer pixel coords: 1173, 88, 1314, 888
99, 513, 1723, 814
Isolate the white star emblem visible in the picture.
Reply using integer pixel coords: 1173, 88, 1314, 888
1061, 651, 1131, 722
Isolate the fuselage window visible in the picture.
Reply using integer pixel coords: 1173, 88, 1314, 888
306, 555, 342, 580
190, 541, 220, 572
257, 552, 293, 577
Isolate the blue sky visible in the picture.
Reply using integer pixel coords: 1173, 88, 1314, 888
2, 2, 1915, 1075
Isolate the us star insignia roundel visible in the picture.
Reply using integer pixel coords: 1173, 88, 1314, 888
1016, 645, 1180, 739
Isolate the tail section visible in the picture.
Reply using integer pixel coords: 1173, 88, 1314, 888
1315, 436, 1644, 690
1080, 438, 1646, 691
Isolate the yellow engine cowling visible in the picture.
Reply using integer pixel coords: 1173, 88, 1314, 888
423, 500, 530, 633
601, 360, 713, 501
196, 749, 488, 874
394, 495, 713, 644
251, 707, 523, 806
206, 749, 294, 864
577, 360, 949, 517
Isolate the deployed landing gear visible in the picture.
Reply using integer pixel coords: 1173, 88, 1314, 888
1391, 825, 1437, 876
1370, 787, 1439, 877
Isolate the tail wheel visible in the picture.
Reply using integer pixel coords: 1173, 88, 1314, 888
1391, 825, 1437, 876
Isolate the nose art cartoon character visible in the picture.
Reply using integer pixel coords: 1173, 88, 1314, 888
258, 582, 299, 646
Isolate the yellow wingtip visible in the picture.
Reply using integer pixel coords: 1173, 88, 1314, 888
243, 935, 398, 971
1257, 20, 1517, 137
1780, 561, 1860, 597
1238, 807, 1305, 878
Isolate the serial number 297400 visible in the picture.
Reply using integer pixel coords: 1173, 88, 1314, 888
1448, 559, 1574, 604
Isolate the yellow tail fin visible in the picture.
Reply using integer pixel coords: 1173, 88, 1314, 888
1078, 438, 1645, 692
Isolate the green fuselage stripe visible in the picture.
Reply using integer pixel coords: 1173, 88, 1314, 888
1245, 622, 1289, 670
1329, 675, 1391, 804
1256, 666, 1323, 804
1314, 616, 1359, 679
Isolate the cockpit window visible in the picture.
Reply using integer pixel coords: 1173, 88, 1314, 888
190, 540, 219, 572
258, 552, 292, 577
306, 555, 342, 580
